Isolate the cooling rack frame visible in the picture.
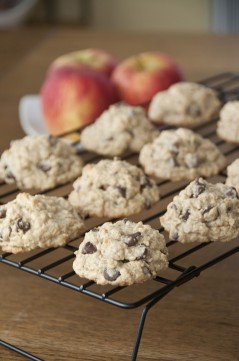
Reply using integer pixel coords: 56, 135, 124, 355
1, 72, 239, 361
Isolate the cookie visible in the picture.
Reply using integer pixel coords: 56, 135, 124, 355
149, 82, 221, 127
0, 193, 84, 253
226, 158, 239, 193
80, 103, 159, 156
217, 101, 239, 143
73, 219, 168, 286
139, 128, 226, 181
160, 178, 239, 243
0, 135, 83, 190
68, 158, 160, 218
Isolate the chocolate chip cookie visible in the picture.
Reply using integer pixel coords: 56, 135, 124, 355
80, 103, 159, 156
160, 178, 239, 243
149, 82, 221, 127
73, 219, 168, 286
139, 128, 226, 181
68, 158, 160, 218
226, 158, 239, 193
0, 135, 83, 190
217, 101, 239, 143
0, 193, 84, 253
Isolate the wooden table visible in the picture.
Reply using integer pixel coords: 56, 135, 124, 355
0, 26, 239, 361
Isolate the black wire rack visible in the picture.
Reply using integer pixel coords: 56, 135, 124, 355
1, 72, 239, 361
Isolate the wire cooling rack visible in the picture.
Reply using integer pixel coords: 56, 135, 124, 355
1, 72, 239, 361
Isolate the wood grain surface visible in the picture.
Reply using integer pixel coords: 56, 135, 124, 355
0, 26, 239, 361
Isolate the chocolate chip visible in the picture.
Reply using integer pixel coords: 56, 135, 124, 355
92, 227, 99, 232
121, 259, 130, 264
115, 102, 124, 108
0, 209, 6, 218
103, 269, 121, 282
99, 185, 107, 191
136, 248, 148, 260
191, 179, 206, 197
202, 206, 219, 222
6, 170, 15, 180
145, 177, 153, 187
171, 231, 179, 241
48, 135, 58, 146
126, 129, 134, 137
143, 266, 151, 276
82, 242, 97, 254
144, 200, 151, 209
140, 177, 153, 192
117, 186, 126, 197
16, 218, 31, 233
160, 248, 167, 255
181, 210, 190, 221
202, 206, 213, 215
186, 102, 201, 117
171, 203, 178, 211
224, 186, 238, 199
122, 232, 141, 246
37, 161, 51, 172
169, 143, 179, 156
132, 109, 139, 116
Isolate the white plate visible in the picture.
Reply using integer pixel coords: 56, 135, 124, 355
19, 95, 49, 135
19, 95, 83, 151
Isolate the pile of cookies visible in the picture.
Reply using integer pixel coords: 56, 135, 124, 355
1, 81, 239, 287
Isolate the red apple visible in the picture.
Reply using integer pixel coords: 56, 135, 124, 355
111, 51, 183, 106
41, 66, 118, 135
49, 48, 119, 78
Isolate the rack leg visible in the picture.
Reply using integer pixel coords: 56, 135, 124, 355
131, 288, 173, 361
0, 340, 44, 361
131, 306, 149, 361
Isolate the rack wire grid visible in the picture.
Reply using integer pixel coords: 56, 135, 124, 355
1, 72, 239, 361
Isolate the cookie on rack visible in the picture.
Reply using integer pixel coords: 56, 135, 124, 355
139, 128, 226, 181
149, 82, 221, 127
73, 219, 168, 286
160, 178, 239, 243
0, 193, 84, 254
80, 103, 159, 156
217, 101, 239, 143
68, 158, 160, 218
0, 135, 83, 190
226, 158, 239, 193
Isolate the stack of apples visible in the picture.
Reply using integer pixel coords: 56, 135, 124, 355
41, 48, 183, 135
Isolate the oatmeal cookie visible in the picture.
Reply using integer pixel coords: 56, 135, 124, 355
0, 135, 83, 190
226, 158, 239, 193
68, 158, 160, 217
81, 103, 159, 156
217, 101, 239, 143
0, 193, 84, 253
139, 128, 226, 181
160, 178, 239, 243
149, 82, 220, 127
73, 219, 168, 286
